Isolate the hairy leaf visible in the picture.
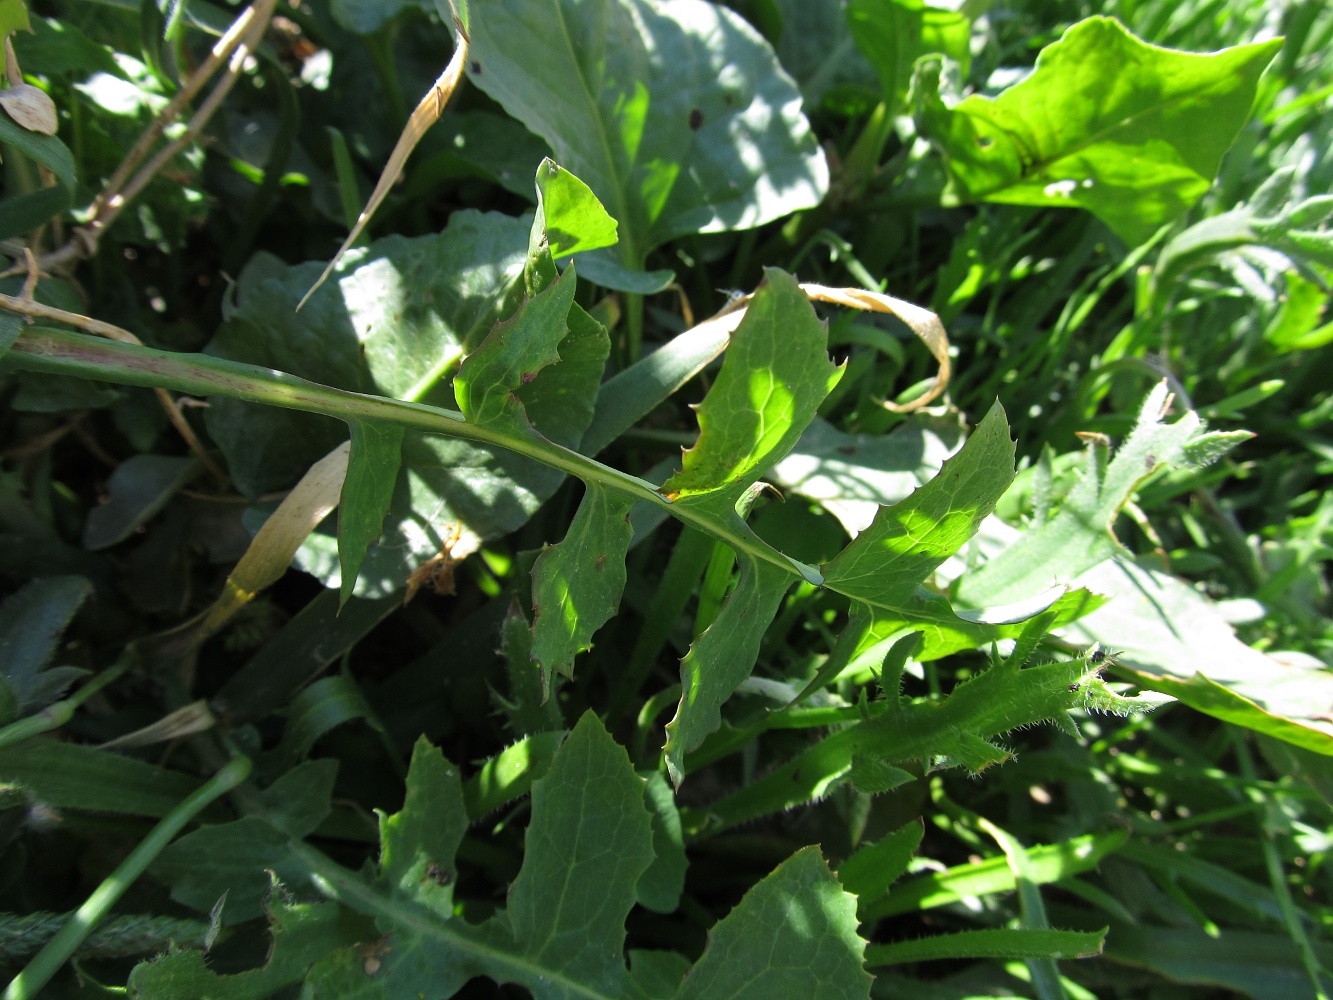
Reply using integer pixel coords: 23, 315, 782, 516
683, 654, 1164, 836
960, 381, 1245, 607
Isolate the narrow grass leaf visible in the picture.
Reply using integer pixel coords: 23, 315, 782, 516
866, 928, 1105, 967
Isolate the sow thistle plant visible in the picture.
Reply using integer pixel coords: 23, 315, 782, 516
0, 0, 1326, 997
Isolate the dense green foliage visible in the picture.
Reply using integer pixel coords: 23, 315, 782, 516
0, 0, 1331, 997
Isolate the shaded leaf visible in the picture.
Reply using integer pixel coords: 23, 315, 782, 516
530, 483, 636, 680
675, 846, 871, 1000
466, 0, 827, 268
339, 419, 404, 605
847, 0, 970, 111
838, 819, 923, 905
0, 575, 90, 718
0, 738, 202, 818
637, 771, 686, 914
129, 898, 368, 999
82, 455, 197, 551
0, 115, 75, 240
663, 554, 792, 785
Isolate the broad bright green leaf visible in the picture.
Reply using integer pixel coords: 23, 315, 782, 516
663, 554, 792, 785
0, 0, 31, 37
817, 403, 1037, 663
847, 0, 970, 111
339, 419, 404, 604
823, 403, 1013, 605
675, 846, 871, 1000
466, 0, 827, 268
454, 264, 575, 434
535, 157, 619, 259
664, 269, 843, 501
530, 483, 636, 680
915, 17, 1283, 245
770, 414, 964, 536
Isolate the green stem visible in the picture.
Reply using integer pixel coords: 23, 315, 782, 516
0, 657, 134, 751
3, 756, 252, 1000
5, 327, 821, 587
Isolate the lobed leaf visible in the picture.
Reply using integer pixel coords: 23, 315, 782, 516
530, 483, 637, 681
662, 269, 843, 501
960, 381, 1236, 607
675, 846, 871, 1000
0, 575, 91, 720
663, 554, 793, 785
454, 264, 575, 435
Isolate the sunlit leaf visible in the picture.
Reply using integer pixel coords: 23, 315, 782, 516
915, 18, 1282, 244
